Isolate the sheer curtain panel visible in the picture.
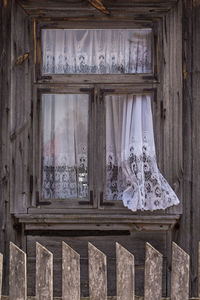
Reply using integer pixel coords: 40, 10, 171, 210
106, 94, 180, 211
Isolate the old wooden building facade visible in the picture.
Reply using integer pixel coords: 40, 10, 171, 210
0, 0, 200, 297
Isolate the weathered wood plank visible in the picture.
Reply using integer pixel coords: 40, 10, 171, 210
88, 242, 107, 300
198, 241, 200, 298
10, 0, 32, 214
0, 253, 3, 298
116, 242, 135, 300
27, 232, 167, 297
144, 243, 162, 300
62, 242, 80, 300
36, 243, 53, 300
9, 242, 27, 300
171, 242, 190, 300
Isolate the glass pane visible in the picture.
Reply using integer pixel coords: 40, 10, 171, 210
105, 94, 154, 201
42, 29, 152, 74
42, 94, 89, 199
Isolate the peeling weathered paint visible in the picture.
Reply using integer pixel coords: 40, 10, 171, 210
116, 242, 135, 300
144, 243, 163, 300
171, 242, 190, 300
62, 242, 80, 300
36, 243, 53, 300
9, 242, 27, 300
88, 243, 107, 300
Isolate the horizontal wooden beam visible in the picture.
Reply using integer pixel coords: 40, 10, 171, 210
15, 213, 180, 231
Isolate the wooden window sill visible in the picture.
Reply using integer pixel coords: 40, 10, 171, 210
14, 213, 180, 232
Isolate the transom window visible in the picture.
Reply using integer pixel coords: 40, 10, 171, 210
42, 29, 152, 74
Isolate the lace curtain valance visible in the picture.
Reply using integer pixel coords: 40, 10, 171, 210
42, 29, 152, 74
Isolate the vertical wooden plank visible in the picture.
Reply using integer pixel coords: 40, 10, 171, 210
10, 0, 32, 214
36, 242, 53, 300
88, 242, 107, 300
116, 242, 135, 300
62, 242, 80, 300
171, 242, 190, 300
198, 241, 200, 297
0, 253, 3, 298
9, 242, 27, 300
144, 243, 162, 300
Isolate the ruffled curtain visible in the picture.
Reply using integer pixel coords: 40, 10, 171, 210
42, 29, 152, 74
106, 94, 180, 211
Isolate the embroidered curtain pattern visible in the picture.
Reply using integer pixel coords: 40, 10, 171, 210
42, 94, 89, 199
42, 29, 152, 74
106, 94, 180, 211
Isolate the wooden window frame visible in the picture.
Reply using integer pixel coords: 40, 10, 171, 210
27, 18, 182, 220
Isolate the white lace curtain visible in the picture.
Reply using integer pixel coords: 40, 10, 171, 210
42, 29, 152, 74
106, 94, 179, 211
42, 94, 89, 199
42, 93, 179, 211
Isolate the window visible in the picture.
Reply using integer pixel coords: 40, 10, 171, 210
33, 24, 179, 212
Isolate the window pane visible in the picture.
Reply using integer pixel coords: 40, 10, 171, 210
42, 94, 89, 199
42, 29, 152, 74
105, 94, 154, 202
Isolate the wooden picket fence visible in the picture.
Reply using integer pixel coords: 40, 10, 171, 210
1, 241, 200, 299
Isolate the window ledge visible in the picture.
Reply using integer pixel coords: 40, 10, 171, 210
15, 213, 180, 231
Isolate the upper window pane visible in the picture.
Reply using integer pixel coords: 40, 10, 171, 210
42, 29, 152, 74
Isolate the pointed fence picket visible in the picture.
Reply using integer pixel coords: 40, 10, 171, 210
116, 242, 135, 300
62, 241, 80, 300
88, 242, 107, 300
9, 242, 27, 300
0, 241, 199, 299
36, 242, 53, 300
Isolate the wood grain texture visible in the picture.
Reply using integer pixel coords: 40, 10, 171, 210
88, 242, 107, 300
27, 232, 167, 297
0, 253, 3, 298
116, 242, 135, 300
88, 0, 110, 15
9, 242, 27, 300
171, 242, 190, 300
144, 243, 162, 300
62, 242, 80, 300
157, 0, 183, 215
10, 0, 32, 214
199, 242, 200, 297
16, 0, 178, 18
36, 243, 53, 300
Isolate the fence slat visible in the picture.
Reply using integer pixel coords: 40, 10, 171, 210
0, 253, 3, 298
62, 242, 80, 300
9, 242, 27, 300
116, 242, 135, 300
144, 243, 163, 300
88, 243, 107, 300
36, 242, 53, 300
171, 242, 190, 300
